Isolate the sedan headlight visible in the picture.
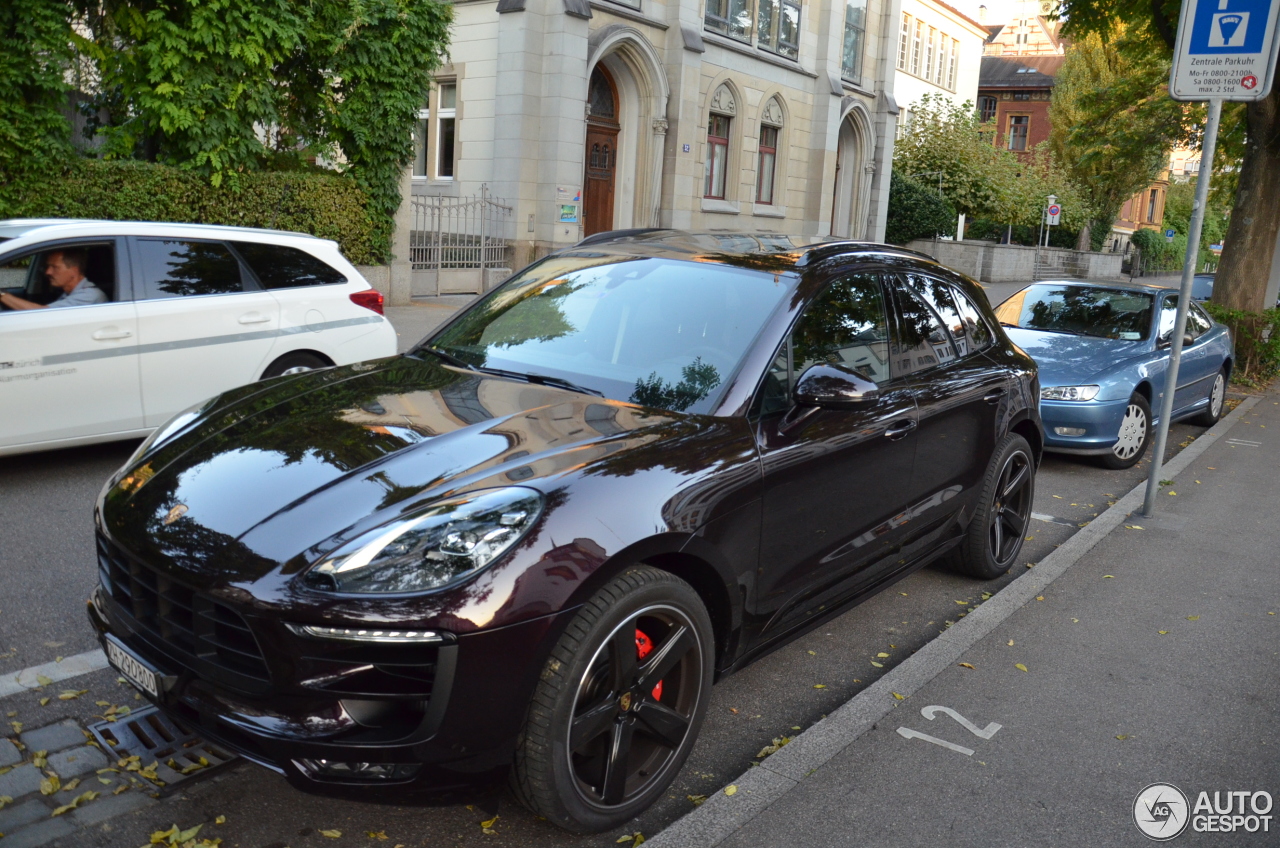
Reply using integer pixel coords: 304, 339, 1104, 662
1040, 385, 1100, 402
303, 487, 544, 594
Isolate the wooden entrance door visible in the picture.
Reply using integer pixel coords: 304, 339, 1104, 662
583, 66, 620, 237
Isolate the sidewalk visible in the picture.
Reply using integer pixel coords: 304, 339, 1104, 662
383, 294, 473, 352
651, 388, 1280, 847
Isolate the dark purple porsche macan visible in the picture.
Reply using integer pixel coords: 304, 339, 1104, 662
89, 231, 1042, 831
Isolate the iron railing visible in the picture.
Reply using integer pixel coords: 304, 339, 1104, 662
410, 185, 513, 274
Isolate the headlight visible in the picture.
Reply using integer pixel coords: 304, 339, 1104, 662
1040, 385, 1100, 402
303, 487, 544, 594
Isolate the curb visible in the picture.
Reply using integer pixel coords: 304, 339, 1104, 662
646, 394, 1263, 847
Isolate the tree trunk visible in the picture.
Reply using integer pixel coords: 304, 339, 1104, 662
1214, 84, 1280, 311
1076, 222, 1091, 252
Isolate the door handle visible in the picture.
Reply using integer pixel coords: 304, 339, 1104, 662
238, 313, 272, 325
983, 388, 1006, 404
885, 419, 918, 441
91, 329, 132, 341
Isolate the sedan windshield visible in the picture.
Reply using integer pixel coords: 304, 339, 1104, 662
994, 284, 1155, 341
423, 253, 794, 414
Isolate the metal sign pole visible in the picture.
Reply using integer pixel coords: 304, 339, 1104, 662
1142, 98, 1223, 517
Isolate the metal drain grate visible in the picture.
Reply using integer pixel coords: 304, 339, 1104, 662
87, 706, 240, 795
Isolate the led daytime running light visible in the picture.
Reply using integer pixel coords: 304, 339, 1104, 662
286, 623, 444, 643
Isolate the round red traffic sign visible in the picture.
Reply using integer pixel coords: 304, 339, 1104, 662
1047, 204, 1061, 216
1242, 75, 1258, 89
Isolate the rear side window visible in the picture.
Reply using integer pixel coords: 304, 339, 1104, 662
890, 276, 957, 377
949, 285, 994, 352
231, 241, 347, 289
137, 240, 245, 299
903, 273, 989, 357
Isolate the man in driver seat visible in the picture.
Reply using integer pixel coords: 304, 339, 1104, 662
0, 249, 107, 310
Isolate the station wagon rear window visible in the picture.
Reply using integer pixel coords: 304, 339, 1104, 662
994, 284, 1155, 341
231, 242, 347, 289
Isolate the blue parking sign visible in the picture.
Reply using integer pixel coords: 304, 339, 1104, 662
1171, 0, 1280, 99
1190, 0, 1271, 53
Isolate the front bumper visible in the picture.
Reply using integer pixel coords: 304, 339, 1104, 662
1039, 397, 1130, 455
87, 577, 576, 795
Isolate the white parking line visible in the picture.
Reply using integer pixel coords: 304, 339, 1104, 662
0, 649, 109, 699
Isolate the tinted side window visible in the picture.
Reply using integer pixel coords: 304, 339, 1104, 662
232, 241, 347, 289
949, 284, 994, 352
890, 277, 957, 377
758, 273, 890, 416
137, 240, 244, 299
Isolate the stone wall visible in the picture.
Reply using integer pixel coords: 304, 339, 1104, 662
906, 239, 1124, 283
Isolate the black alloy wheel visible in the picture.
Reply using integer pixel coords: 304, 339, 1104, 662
949, 432, 1035, 579
511, 567, 713, 832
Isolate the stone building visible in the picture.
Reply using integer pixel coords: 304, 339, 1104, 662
976, 54, 1061, 156
407, 0, 908, 274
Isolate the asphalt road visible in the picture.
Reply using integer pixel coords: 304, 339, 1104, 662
0, 392, 1220, 848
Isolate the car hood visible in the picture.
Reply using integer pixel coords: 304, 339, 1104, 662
1003, 328, 1148, 387
99, 355, 692, 583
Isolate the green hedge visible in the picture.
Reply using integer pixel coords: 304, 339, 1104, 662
1203, 302, 1280, 388
0, 160, 382, 265
885, 171, 956, 245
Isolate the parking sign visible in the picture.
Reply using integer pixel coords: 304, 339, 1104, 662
1046, 204, 1061, 225
1171, 0, 1280, 100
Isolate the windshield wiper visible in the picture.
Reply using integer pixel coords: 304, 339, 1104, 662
518, 372, 605, 397
418, 350, 604, 397
417, 346, 477, 371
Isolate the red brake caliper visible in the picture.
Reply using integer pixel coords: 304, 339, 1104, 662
635, 629, 663, 701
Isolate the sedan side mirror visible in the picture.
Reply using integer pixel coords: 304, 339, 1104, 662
794, 363, 879, 408
1157, 332, 1195, 348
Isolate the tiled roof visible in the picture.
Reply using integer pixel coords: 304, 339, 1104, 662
979, 55, 1066, 87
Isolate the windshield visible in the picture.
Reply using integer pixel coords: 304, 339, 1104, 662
994, 284, 1155, 341
423, 253, 794, 414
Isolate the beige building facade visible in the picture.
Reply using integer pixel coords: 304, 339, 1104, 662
408, 0, 907, 270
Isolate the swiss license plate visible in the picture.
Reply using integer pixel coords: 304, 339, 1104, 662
104, 635, 163, 699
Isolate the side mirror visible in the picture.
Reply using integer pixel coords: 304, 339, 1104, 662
794, 363, 879, 408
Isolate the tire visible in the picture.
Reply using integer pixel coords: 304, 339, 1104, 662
509, 566, 714, 832
949, 433, 1035, 580
1190, 367, 1227, 427
261, 352, 328, 380
1100, 392, 1152, 469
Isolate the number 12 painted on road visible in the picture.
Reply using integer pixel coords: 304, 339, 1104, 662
897, 705, 1003, 757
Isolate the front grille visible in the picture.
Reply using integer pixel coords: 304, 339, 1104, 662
97, 534, 270, 683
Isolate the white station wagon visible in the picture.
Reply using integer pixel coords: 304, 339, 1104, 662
0, 220, 397, 456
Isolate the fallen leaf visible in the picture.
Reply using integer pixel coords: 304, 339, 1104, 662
958, 662, 975, 670
1167, 491, 1177, 496
367, 831, 388, 840
215, 815, 226, 825
724, 785, 738, 796
756, 736, 792, 757
61, 777, 80, 792
1158, 631, 1169, 635
954, 600, 967, 605
1052, 495, 1062, 499
1035, 596, 1045, 601
98, 777, 113, 785
807, 650, 816, 656
1187, 615, 1200, 621
687, 794, 708, 807
36, 674, 53, 687
1116, 735, 1130, 741
1072, 619, 1079, 623
480, 815, 499, 829
870, 661, 883, 668
39, 774, 61, 795
33, 751, 47, 768
892, 692, 905, 700
729, 707, 738, 713
320, 829, 343, 838
1015, 663, 1028, 672
38, 697, 50, 706
791, 726, 802, 730
898, 592, 908, 596
876, 652, 890, 658
0, 796, 11, 810
1007, 640, 1014, 646
1103, 575, 1114, 579
813, 683, 827, 689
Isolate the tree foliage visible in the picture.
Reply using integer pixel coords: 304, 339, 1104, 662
894, 94, 1090, 244
1059, 0, 1273, 310
3, 0, 453, 261
885, 171, 956, 245
1048, 26, 1189, 241
0, 0, 75, 176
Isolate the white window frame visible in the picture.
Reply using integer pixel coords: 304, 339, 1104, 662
434, 81, 457, 181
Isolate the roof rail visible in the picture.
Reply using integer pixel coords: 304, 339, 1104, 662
794, 240, 939, 267
573, 228, 674, 247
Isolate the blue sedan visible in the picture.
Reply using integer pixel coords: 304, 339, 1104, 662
993, 282, 1234, 468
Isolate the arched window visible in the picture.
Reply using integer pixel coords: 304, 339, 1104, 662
757, 97, 784, 205
588, 68, 616, 121
705, 84, 737, 199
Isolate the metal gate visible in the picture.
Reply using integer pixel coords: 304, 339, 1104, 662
410, 185, 514, 296
1033, 246, 1089, 281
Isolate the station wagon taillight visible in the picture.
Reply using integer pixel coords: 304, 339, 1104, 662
349, 289, 385, 315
